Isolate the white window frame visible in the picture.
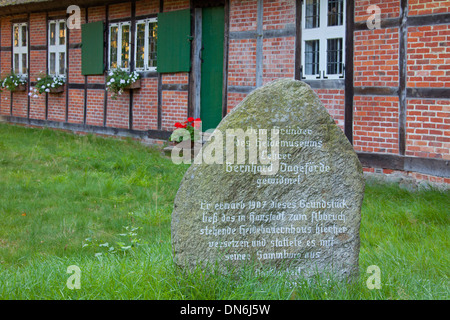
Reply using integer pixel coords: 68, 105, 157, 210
108, 21, 131, 71
48, 19, 67, 77
134, 17, 158, 72
301, 0, 346, 80
13, 22, 28, 76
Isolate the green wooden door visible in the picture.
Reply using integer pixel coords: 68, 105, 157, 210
200, 6, 224, 131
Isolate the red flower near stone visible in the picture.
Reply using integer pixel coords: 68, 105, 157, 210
175, 122, 187, 129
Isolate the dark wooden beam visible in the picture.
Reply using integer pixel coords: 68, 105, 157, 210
357, 152, 450, 178
188, 0, 195, 119
398, 0, 408, 156
30, 45, 47, 51
27, 13, 31, 120
5, 115, 172, 140
129, 0, 136, 130
407, 12, 450, 27
255, 0, 263, 88
84, 7, 88, 125
157, 0, 164, 131
45, 11, 49, 120
227, 85, 255, 94
222, 0, 230, 118
407, 88, 450, 100
305, 79, 345, 90
354, 86, 398, 96
161, 84, 189, 91
294, 0, 302, 81
10, 19, 13, 117
344, 0, 355, 144
354, 13, 450, 31
354, 17, 401, 31
229, 25, 295, 40
65, 18, 70, 123
103, 5, 108, 127
69, 83, 105, 90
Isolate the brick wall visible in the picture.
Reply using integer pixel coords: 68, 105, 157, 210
406, 11, 450, 162
409, 0, 450, 16
406, 99, 449, 159
407, 24, 450, 88
0, 0, 448, 183
353, 95, 399, 154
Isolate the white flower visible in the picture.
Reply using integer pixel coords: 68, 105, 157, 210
110, 78, 115, 83
109, 71, 114, 76
45, 88, 50, 92
33, 95, 38, 98
28, 92, 32, 96
37, 78, 41, 81
41, 85, 46, 89
120, 79, 125, 84
51, 83, 55, 87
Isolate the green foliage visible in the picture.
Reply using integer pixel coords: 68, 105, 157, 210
106, 69, 140, 99
1, 72, 27, 92
30, 74, 65, 96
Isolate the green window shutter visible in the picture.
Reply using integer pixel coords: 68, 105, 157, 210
81, 21, 104, 75
157, 9, 191, 73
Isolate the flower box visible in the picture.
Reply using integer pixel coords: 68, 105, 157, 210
13, 84, 27, 92
49, 85, 64, 94
124, 79, 141, 90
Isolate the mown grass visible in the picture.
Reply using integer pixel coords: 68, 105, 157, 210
0, 123, 448, 300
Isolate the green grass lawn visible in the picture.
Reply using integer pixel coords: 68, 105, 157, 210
0, 123, 448, 300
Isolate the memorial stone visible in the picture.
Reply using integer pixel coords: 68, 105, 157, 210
171, 79, 365, 280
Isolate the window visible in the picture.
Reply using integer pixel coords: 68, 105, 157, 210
13, 23, 28, 76
109, 22, 131, 70
301, 0, 345, 80
48, 20, 67, 76
135, 18, 158, 71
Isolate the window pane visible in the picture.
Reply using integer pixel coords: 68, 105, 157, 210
305, 0, 320, 29
121, 24, 130, 69
328, 0, 344, 26
136, 23, 145, 69
50, 52, 56, 74
14, 54, 19, 72
110, 26, 118, 69
327, 38, 343, 74
305, 40, 319, 75
148, 22, 157, 68
59, 52, 65, 75
14, 26, 19, 47
59, 22, 66, 45
50, 23, 56, 46
22, 53, 27, 74
21, 25, 27, 47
